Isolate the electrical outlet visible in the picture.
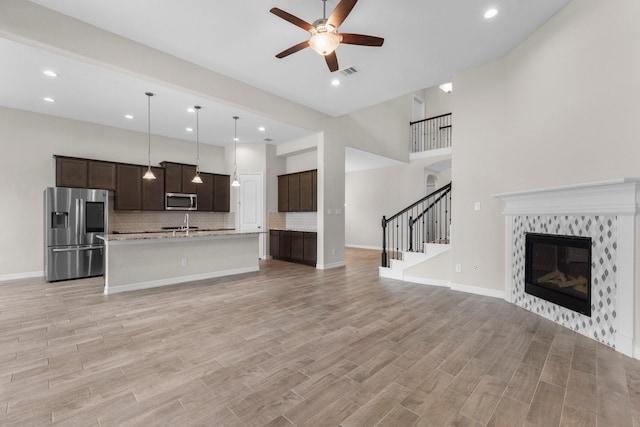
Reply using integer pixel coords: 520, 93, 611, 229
181, 258, 188, 267
473, 264, 479, 269
331, 249, 336, 256
455, 264, 461, 273
474, 202, 481, 211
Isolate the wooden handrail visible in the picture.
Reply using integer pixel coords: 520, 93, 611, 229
410, 113, 452, 126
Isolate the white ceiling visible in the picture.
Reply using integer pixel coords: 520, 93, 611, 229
1, 0, 570, 154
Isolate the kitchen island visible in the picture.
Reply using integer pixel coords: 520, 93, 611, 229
98, 230, 261, 294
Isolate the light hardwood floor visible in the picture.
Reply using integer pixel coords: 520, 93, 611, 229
1, 248, 639, 426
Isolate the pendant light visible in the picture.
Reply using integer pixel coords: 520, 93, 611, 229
191, 105, 203, 184
142, 92, 156, 180
231, 116, 240, 187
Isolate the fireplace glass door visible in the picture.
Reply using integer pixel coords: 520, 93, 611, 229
525, 233, 592, 316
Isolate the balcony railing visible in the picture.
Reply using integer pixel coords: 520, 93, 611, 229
410, 113, 452, 153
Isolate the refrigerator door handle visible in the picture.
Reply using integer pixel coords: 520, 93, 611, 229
52, 246, 103, 253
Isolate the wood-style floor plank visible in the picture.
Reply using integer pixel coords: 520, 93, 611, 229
0, 249, 637, 425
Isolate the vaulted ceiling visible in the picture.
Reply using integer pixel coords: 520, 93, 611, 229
0, 0, 571, 146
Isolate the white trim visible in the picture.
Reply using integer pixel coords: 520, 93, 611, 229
451, 282, 505, 299
316, 261, 346, 270
504, 218, 514, 303
634, 344, 640, 360
615, 214, 636, 358
104, 266, 259, 295
494, 179, 640, 216
0, 271, 44, 282
409, 147, 452, 162
346, 244, 381, 251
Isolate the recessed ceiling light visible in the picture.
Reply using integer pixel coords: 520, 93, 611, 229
186, 127, 193, 132
258, 126, 266, 132
187, 108, 195, 113
484, 8, 498, 19
331, 79, 341, 86
439, 82, 453, 93
43, 70, 59, 77
43, 97, 55, 103
124, 114, 134, 119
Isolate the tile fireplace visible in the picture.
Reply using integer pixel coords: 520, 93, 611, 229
496, 179, 639, 358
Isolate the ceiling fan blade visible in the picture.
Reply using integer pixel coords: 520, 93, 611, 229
340, 33, 384, 47
327, 0, 358, 29
325, 51, 339, 72
276, 41, 310, 58
270, 8, 314, 32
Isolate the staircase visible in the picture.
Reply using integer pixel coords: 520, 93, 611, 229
379, 183, 452, 285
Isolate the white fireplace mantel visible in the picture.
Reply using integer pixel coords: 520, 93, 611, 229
495, 179, 640, 358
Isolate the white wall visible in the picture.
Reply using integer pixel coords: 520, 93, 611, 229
0, 107, 226, 277
451, 0, 640, 298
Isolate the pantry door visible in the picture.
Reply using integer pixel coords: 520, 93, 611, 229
238, 173, 264, 258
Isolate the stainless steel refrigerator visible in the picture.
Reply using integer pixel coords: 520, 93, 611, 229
44, 187, 109, 282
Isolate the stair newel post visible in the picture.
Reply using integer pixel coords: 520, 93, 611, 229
381, 216, 388, 267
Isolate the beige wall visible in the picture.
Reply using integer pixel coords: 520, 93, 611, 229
0, 107, 226, 277
345, 155, 451, 249
451, 0, 640, 295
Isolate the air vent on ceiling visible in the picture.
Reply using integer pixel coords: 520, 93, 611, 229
341, 66, 359, 76
264, 138, 273, 142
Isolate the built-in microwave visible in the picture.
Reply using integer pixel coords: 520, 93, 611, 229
165, 193, 197, 210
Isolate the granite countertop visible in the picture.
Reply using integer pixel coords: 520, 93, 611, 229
99, 229, 261, 241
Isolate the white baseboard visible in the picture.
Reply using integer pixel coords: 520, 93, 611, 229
403, 276, 450, 287
0, 271, 44, 282
104, 266, 259, 295
345, 244, 381, 251
316, 261, 346, 270
450, 282, 504, 299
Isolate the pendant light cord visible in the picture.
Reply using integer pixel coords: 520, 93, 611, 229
195, 105, 201, 172
146, 92, 153, 168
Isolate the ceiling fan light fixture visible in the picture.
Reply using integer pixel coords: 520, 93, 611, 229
309, 23, 341, 56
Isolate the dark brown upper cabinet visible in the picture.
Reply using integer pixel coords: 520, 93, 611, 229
213, 174, 230, 212
88, 160, 116, 191
163, 162, 182, 193
142, 167, 165, 211
278, 169, 317, 212
181, 165, 198, 195
56, 156, 88, 188
278, 175, 289, 212
299, 170, 316, 212
196, 172, 214, 211
288, 173, 300, 212
162, 161, 199, 195
115, 164, 142, 210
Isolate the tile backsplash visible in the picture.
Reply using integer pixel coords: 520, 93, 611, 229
110, 208, 234, 233
268, 212, 317, 231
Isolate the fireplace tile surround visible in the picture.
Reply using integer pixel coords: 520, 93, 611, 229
496, 179, 639, 358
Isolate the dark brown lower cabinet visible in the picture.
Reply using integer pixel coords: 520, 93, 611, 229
269, 230, 280, 258
303, 232, 317, 264
270, 229, 316, 266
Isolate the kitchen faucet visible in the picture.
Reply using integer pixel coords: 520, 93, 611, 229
183, 213, 189, 234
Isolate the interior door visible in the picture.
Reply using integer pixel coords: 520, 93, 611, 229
238, 173, 264, 258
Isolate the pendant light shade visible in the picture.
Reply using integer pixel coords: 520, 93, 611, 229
231, 116, 240, 187
143, 92, 156, 180
191, 105, 203, 184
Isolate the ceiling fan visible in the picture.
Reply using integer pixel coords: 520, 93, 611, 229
270, 0, 384, 72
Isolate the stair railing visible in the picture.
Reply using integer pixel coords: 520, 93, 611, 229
381, 183, 451, 268
410, 113, 452, 153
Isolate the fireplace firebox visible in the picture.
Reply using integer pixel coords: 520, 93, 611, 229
525, 233, 592, 316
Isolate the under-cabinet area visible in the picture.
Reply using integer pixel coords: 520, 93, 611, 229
55, 155, 230, 212
269, 229, 317, 266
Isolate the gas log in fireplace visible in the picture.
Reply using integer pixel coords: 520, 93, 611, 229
525, 233, 592, 316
